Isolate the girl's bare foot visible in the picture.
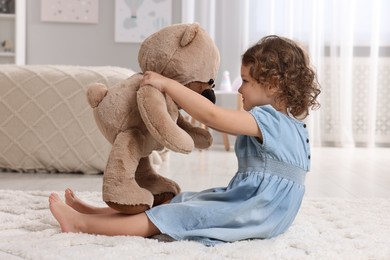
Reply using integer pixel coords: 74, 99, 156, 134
49, 193, 83, 233
65, 188, 118, 215
65, 188, 95, 214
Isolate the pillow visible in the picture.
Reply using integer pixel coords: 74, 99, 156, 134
0, 65, 135, 174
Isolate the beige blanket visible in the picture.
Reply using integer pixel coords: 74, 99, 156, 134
0, 65, 134, 174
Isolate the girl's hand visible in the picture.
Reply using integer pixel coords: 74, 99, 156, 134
140, 71, 172, 92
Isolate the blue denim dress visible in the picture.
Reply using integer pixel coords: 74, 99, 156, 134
146, 105, 310, 246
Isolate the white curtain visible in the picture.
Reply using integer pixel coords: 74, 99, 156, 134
182, 0, 390, 147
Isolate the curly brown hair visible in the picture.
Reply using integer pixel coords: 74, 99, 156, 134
242, 35, 321, 119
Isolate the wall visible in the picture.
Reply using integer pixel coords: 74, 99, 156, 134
26, 0, 182, 71
26, 0, 243, 88
25, 0, 238, 147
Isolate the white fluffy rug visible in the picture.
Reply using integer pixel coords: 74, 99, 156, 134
0, 190, 389, 260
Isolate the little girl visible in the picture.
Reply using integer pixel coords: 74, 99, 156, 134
49, 35, 320, 246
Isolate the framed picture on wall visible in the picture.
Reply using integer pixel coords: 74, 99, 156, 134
41, 0, 99, 24
115, 0, 172, 43
0, 0, 15, 14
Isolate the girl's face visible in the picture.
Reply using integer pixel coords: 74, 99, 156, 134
238, 64, 274, 111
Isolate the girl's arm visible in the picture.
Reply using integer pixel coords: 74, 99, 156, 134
141, 71, 262, 139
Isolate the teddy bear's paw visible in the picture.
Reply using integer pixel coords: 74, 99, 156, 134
105, 201, 150, 215
136, 170, 181, 198
193, 131, 213, 149
103, 179, 155, 214
153, 192, 176, 206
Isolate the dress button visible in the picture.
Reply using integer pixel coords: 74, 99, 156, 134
303, 124, 307, 128
308, 155, 311, 159
306, 138, 309, 143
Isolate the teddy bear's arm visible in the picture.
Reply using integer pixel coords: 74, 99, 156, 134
176, 113, 213, 149
137, 85, 194, 153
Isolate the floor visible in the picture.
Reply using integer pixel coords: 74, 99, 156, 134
0, 146, 389, 199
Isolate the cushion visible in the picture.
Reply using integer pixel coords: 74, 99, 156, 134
0, 65, 135, 174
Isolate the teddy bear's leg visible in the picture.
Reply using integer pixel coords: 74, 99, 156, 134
103, 129, 154, 214
135, 156, 181, 206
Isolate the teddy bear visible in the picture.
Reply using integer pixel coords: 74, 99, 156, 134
86, 23, 220, 214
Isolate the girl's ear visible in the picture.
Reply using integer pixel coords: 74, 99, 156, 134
266, 81, 279, 96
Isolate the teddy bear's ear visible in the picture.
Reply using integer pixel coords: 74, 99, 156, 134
180, 23, 200, 47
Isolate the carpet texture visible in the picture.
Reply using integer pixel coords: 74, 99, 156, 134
0, 190, 389, 259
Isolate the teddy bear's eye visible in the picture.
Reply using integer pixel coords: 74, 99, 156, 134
208, 79, 215, 88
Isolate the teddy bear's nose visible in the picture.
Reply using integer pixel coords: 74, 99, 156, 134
201, 89, 216, 104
